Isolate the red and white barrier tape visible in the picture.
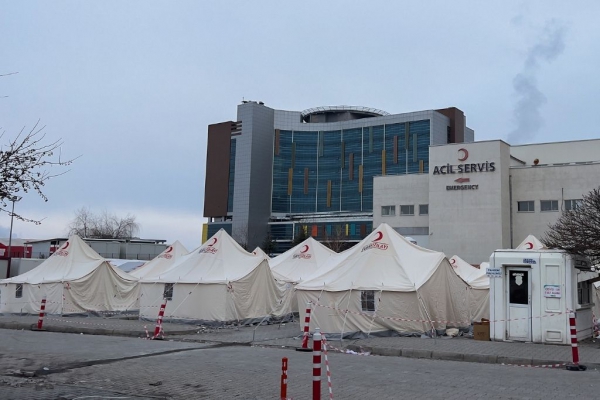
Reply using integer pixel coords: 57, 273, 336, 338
312, 302, 567, 325
501, 362, 566, 369
322, 336, 333, 399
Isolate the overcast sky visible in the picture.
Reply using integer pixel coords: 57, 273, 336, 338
1, 1, 599, 250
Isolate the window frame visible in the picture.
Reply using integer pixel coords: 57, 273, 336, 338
163, 283, 174, 301
577, 280, 592, 307
400, 205, 415, 216
517, 201, 535, 212
540, 200, 559, 212
419, 204, 429, 215
360, 290, 376, 312
15, 284, 23, 299
381, 205, 396, 217
565, 199, 582, 211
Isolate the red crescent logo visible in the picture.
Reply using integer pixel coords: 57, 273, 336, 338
164, 246, 173, 254
62, 242, 70, 250
208, 237, 218, 247
450, 258, 456, 264
373, 231, 383, 242
458, 148, 469, 162
526, 242, 533, 249
301, 245, 309, 253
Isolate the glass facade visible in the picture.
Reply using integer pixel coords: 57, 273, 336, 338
272, 120, 430, 215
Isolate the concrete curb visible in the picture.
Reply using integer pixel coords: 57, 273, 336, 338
0, 321, 198, 338
345, 344, 600, 369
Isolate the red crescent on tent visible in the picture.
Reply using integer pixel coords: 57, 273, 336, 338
450, 258, 456, 264
301, 245, 309, 253
208, 237, 218, 246
373, 231, 383, 242
458, 148, 469, 162
526, 242, 533, 249
164, 246, 173, 253
253, 251, 257, 255
62, 241, 70, 250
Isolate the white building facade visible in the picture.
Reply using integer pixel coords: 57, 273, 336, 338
374, 139, 600, 264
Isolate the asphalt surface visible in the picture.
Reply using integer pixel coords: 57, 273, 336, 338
1, 329, 599, 399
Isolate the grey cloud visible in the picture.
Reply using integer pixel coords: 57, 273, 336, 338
508, 20, 566, 144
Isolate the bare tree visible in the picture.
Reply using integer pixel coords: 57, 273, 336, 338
322, 224, 349, 252
260, 232, 277, 255
232, 222, 249, 250
542, 187, 600, 265
68, 208, 140, 239
292, 224, 308, 246
0, 121, 75, 223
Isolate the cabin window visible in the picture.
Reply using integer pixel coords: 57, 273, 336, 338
578, 281, 592, 306
361, 290, 376, 312
15, 284, 23, 298
163, 283, 174, 301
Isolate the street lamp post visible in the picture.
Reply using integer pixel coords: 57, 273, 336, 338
6, 196, 22, 278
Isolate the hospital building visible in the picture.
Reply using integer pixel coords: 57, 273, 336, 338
203, 101, 600, 262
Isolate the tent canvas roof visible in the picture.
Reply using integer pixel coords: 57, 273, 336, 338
516, 235, 547, 250
0, 235, 136, 284
269, 237, 336, 283
296, 223, 447, 292
142, 230, 266, 283
251, 247, 270, 260
130, 240, 188, 278
449, 255, 490, 289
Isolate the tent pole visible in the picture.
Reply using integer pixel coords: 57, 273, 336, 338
340, 288, 352, 345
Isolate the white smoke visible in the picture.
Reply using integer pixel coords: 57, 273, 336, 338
508, 20, 566, 144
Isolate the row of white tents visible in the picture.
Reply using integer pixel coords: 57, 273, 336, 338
1, 223, 505, 337
4, 226, 557, 338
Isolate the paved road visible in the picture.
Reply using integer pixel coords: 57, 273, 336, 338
1, 329, 599, 399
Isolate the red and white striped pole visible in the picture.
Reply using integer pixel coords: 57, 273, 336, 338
35, 298, 47, 331
280, 357, 288, 400
296, 302, 312, 352
153, 301, 167, 339
313, 327, 322, 400
566, 311, 587, 371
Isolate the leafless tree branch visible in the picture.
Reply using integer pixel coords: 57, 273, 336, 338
0, 121, 76, 223
542, 187, 600, 265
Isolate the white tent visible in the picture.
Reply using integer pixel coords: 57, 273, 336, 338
251, 247, 270, 260
0, 235, 139, 315
269, 237, 336, 283
295, 223, 470, 337
139, 229, 292, 324
516, 235, 547, 250
449, 255, 490, 322
129, 241, 189, 279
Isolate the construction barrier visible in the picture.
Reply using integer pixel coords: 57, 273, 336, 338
297, 302, 312, 352
32, 298, 47, 331
566, 311, 587, 371
313, 327, 322, 400
153, 301, 167, 340
280, 357, 288, 400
